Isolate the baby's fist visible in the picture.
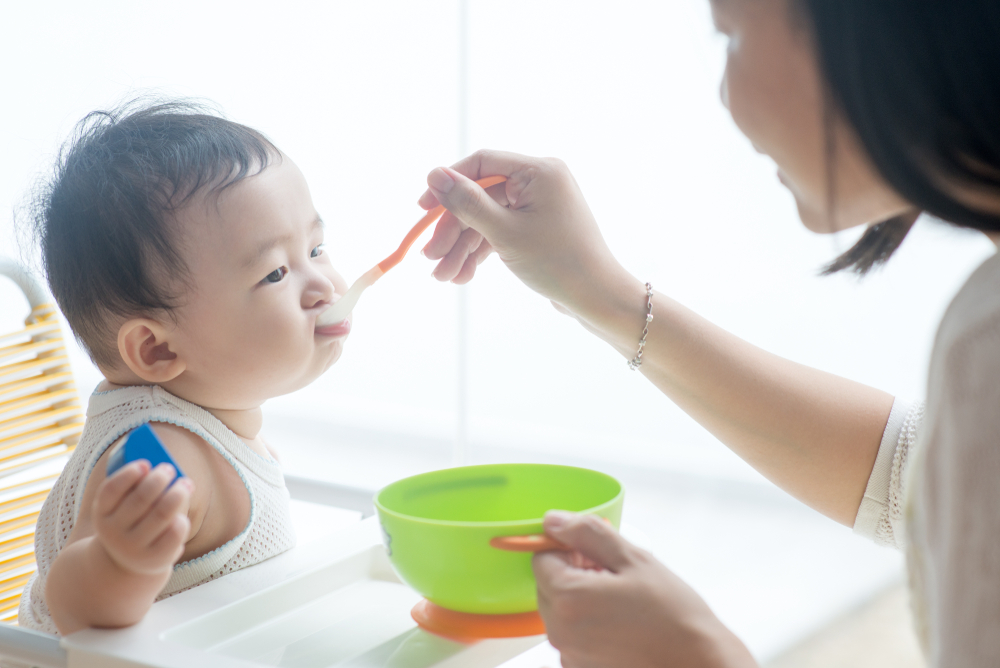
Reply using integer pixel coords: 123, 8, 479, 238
93, 461, 193, 576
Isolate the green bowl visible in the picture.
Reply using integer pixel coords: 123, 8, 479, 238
374, 463, 624, 615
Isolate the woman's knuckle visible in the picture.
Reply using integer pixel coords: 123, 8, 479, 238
546, 629, 567, 651
559, 650, 582, 668
465, 188, 488, 220
552, 595, 582, 623
633, 546, 655, 564
579, 514, 606, 533
545, 156, 568, 172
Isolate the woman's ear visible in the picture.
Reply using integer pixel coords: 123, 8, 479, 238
117, 319, 186, 383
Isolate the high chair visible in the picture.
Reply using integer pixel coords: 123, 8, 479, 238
0, 258, 81, 667
0, 259, 84, 624
0, 259, 555, 668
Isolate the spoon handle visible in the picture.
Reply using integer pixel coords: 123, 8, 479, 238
377, 205, 445, 273
318, 175, 508, 326
376, 175, 507, 273
489, 534, 569, 552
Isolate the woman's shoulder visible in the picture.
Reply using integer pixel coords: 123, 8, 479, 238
925, 252, 1000, 429
933, 251, 1000, 365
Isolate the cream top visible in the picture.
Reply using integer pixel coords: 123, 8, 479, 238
18, 385, 296, 634
854, 251, 1000, 664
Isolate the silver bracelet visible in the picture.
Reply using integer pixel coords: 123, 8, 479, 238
628, 283, 654, 370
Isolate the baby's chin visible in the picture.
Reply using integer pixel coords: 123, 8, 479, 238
296, 338, 346, 386
320, 339, 345, 373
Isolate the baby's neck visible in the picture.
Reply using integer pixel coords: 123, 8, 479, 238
203, 405, 263, 441
98, 379, 265, 443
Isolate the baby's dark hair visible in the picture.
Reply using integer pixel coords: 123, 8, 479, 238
28, 99, 280, 368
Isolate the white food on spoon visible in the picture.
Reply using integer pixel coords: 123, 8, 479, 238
317, 266, 383, 326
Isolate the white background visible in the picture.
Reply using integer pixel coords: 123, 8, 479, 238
1, 0, 994, 661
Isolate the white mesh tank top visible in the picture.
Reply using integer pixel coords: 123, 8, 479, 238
19, 384, 296, 634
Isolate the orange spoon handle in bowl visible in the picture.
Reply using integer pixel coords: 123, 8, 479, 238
490, 516, 614, 553
489, 534, 569, 552
377, 174, 507, 273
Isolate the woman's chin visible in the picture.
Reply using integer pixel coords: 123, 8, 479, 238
794, 198, 865, 235
799, 213, 838, 234
792, 188, 906, 234
793, 198, 834, 234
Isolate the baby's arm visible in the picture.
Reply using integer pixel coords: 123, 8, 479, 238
45, 424, 219, 635
45, 460, 192, 633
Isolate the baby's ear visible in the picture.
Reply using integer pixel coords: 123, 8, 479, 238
117, 318, 186, 383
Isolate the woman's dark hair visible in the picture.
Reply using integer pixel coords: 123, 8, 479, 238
28, 99, 279, 367
797, 0, 1000, 275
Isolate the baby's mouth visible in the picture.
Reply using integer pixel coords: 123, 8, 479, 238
315, 318, 351, 338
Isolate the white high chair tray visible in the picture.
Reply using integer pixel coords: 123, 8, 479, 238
61, 516, 558, 668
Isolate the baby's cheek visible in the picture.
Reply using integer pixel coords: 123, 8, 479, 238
214, 315, 291, 367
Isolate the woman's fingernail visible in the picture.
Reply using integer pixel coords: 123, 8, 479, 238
427, 167, 455, 194
545, 510, 573, 530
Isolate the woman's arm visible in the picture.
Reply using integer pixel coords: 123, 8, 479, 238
573, 279, 893, 526
421, 150, 892, 526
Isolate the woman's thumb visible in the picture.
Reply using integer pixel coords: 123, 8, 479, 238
427, 167, 509, 237
544, 511, 631, 573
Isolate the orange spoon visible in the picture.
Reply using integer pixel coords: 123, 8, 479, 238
317, 175, 506, 326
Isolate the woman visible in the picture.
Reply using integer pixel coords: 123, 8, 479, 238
417, 0, 1000, 666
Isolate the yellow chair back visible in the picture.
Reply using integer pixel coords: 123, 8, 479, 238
0, 260, 84, 624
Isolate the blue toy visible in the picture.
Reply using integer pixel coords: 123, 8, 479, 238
106, 422, 185, 483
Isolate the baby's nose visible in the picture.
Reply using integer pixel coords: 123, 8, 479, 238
304, 278, 336, 309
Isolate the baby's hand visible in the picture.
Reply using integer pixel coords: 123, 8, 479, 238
92, 461, 194, 576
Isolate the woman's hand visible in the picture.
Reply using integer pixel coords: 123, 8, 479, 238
533, 512, 758, 668
420, 150, 645, 327
422, 151, 893, 530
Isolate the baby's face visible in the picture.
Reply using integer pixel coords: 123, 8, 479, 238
165, 156, 349, 409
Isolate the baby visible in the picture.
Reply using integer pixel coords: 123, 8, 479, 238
19, 101, 351, 634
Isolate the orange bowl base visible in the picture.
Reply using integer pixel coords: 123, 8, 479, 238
411, 599, 547, 643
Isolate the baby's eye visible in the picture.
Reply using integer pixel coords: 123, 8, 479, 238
263, 267, 288, 284
310, 244, 324, 258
